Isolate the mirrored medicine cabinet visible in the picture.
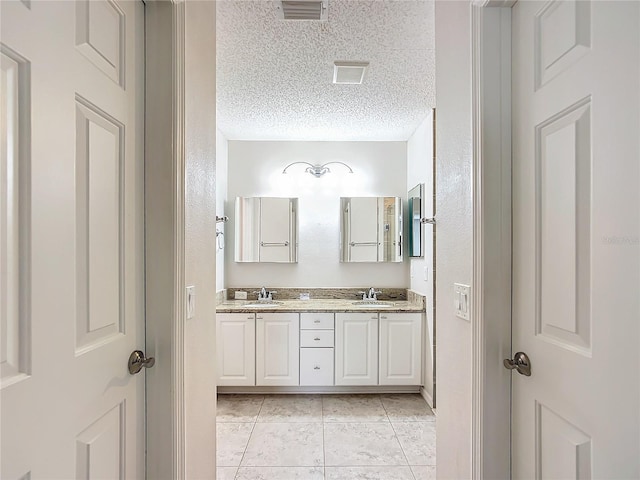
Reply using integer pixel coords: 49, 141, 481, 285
234, 196, 298, 263
408, 183, 424, 257
340, 196, 403, 263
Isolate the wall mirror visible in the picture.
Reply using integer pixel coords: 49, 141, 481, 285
234, 197, 298, 263
340, 197, 403, 263
408, 183, 424, 257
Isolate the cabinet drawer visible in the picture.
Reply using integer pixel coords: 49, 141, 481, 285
300, 329, 334, 348
300, 348, 334, 386
300, 313, 334, 330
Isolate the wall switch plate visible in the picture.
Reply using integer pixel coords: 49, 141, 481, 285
186, 286, 196, 319
423, 266, 429, 282
454, 283, 470, 321
234, 291, 248, 300
410, 265, 414, 278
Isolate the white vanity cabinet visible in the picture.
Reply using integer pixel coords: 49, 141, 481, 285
335, 313, 379, 385
216, 313, 256, 386
379, 312, 422, 385
299, 313, 334, 386
256, 313, 300, 386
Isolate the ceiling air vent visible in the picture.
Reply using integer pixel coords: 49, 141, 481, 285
276, 0, 328, 21
333, 61, 369, 85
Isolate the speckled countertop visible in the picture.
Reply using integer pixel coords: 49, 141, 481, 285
216, 298, 424, 314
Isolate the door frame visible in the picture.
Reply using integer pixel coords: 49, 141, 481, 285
470, 2, 514, 479
144, 0, 188, 478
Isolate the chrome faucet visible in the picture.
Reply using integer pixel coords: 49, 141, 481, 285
359, 287, 382, 301
253, 287, 277, 301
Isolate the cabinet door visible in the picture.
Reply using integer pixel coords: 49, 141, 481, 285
335, 313, 378, 385
300, 348, 334, 386
217, 313, 256, 386
379, 313, 422, 385
256, 313, 300, 386
259, 197, 296, 262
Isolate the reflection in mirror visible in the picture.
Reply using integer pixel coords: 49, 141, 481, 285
340, 197, 403, 263
408, 183, 424, 257
235, 197, 298, 263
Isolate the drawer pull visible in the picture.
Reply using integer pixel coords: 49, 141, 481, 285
247, 316, 253, 320
381, 316, 388, 319
314, 337, 321, 341
314, 366, 320, 370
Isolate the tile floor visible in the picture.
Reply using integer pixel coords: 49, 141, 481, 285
216, 394, 436, 480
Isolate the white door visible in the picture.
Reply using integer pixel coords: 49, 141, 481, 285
379, 313, 422, 385
256, 313, 300, 386
1, 1, 145, 478
217, 313, 256, 386
335, 313, 378, 385
511, 1, 640, 477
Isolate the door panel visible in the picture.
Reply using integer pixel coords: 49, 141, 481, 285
511, 1, 640, 477
0, 1, 145, 477
335, 313, 378, 385
256, 313, 300, 386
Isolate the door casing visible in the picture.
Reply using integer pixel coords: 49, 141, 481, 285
470, 2, 515, 480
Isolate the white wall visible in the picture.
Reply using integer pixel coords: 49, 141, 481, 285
434, 2, 473, 479
184, 2, 217, 477
225, 141, 408, 288
216, 129, 228, 294
407, 111, 436, 405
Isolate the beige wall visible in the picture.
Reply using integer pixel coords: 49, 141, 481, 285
184, 1, 217, 477
216, 129, 229, 294
225, 140, 408, 289
434, 1, 473, 478
407, 112, 436, 406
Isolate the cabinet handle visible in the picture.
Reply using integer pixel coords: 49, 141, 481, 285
256, 316, 263, 320
371, 316, 377, 320
247, 316, 253, 320
314, 366, 320, 370
381, 316, 387, 319
314, 320, 321, 323
314, 337, 321, 341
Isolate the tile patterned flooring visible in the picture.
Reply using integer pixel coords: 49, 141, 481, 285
217, 394, 436, 480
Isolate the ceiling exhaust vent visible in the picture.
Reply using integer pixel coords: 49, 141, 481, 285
276, 0, 328, 21
333, 61, 369, 85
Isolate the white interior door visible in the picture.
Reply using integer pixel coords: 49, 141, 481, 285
511, 1, 640, 477
1, 1, 145, 477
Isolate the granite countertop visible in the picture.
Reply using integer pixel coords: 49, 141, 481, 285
216, 298, 424, 314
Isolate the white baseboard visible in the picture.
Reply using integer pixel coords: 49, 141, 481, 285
218, 385, 422, 395
420, 386, 434, 409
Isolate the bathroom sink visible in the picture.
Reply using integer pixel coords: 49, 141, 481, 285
352, 301, 395, 308
243, 301, 282, 308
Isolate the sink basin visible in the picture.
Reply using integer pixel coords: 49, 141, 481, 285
243, 301, 282, 308
352, 301, 395, 308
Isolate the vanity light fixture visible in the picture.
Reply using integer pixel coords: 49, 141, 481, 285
282, 161, 354, 178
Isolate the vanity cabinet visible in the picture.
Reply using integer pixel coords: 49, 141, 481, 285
379, 313, 422, 385
335, 313, 379, 386
216, 313, 256, 386
256, 313, 300, 386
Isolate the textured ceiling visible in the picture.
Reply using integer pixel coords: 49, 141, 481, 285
216, 0, 435, 141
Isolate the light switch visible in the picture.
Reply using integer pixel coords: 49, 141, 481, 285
186, 286, 196, 319
454, 283, 470, 321
410, 265, 414, 278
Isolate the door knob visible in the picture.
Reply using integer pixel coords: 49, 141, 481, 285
128, 350, 155, 375
503, 351, 531, 376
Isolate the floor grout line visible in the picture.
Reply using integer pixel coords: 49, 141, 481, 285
218, 393, 435, 479
232, 395, 265, 479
